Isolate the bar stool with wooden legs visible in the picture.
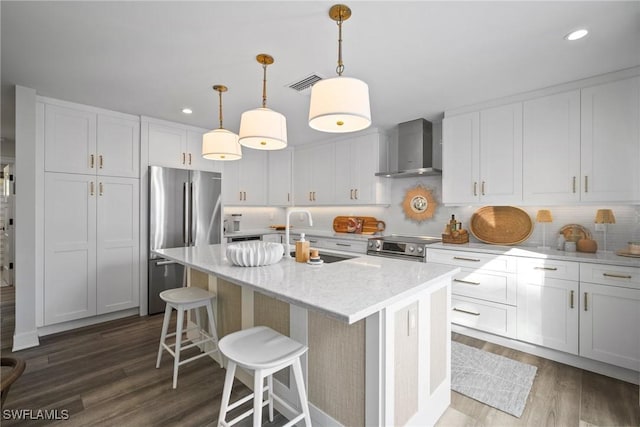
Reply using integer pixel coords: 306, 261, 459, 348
156, 287, 221, 389
217, 326, 311, 427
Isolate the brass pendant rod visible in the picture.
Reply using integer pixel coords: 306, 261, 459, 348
262, 62, 268, 108
217, 90, 224, 129
336, 13, 344, 76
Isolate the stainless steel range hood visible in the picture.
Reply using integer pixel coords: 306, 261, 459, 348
376, 118, 442, 178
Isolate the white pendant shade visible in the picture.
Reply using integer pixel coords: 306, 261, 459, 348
238, 107, 287, 150
308, 76, 371, 133
202, 128, 242, 161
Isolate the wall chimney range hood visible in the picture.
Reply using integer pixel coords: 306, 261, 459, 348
376, 118, 441, 178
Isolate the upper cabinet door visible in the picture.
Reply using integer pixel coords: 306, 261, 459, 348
148, 123, 188, 168
97, 114, 140, 178
479, 102, 523, 203
45, 104, 97, 174
523, 91, 581, 204
581, 77, 640, 202
442, 112, 480, 204
268, 149, 293, 206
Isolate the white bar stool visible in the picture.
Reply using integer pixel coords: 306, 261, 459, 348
156, 287, 221, 389
217, 326, 311, 427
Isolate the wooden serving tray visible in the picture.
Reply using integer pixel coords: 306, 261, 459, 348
469, 206, 533, 245
333, 216, 381, 234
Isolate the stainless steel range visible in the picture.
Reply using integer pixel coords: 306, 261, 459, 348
367, 235, 442, 262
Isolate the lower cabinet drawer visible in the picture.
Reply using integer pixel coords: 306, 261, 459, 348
323, 239, 367, 254
451, 295, 517, 338
452, 268, 516, 305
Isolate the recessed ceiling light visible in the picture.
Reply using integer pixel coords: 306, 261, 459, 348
182, 108, 193, 114
565, 28, 589, 41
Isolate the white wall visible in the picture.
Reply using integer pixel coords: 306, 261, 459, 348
225, 174, 640, 253
13, 85, 40, 350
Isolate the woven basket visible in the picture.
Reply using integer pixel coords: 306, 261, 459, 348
469, 206, 533, 245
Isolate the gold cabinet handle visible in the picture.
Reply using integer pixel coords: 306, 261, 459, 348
584, 292, 588, 311
572, 176, 576, 193
239, 191, 242, 201
309, 191, 312, 201
350, 189, 354, 200
453, 256, 481, 262
453, 278, 481, 286
182, 152, 186, 164
90, 181, 94, 196
99, 182, 104, 196
287, 192, 290, 202
312, 191, 316, 201
534, 266, 558, 271
188, 153, 192, 165
453, 307, 480, 316
354, 189, 358, 200
473, 182, 477, 196
90, 154, 95, 169
481, 181, 486, 196
570, 290, 574, 309
584, 175, 588, 193
603, 273, 632, 279
99, 154, 103, 169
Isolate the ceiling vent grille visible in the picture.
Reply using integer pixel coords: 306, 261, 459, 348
287, 73, 324, 93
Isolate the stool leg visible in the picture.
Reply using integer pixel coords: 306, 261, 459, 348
253, 370, 264, 427
205, 301, 222, 368
218, 361, 237, 427
267, 374, 274, 422
172, 308, 185, 389
194, 306, 203, 352
156, 303, 172, 369
292, 358, 312, 426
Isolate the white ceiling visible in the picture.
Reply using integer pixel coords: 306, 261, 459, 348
2, 1, 639, 145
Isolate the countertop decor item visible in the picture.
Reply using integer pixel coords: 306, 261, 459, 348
535, 209, 553, 249
238, 54, 287, 150
558, 224, 592, 242
595, 209, 616, 252
308, 4, 371, 133
226, 241, 284, 267
469, 206, 534, 245
332, 216, 380, 234
577, 238, 598, 253
615, 250, 640, 258
442, 214, 469, 244
202, 85, 242, 161
402, 184, 437, 222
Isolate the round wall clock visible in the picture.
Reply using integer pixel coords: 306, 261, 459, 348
402, 184, 437, 222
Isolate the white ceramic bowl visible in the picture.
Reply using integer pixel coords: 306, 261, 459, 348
226, 241, 284, 267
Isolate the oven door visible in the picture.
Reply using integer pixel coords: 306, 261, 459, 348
366, 251, 425, 262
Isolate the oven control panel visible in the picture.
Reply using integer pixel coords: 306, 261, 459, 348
367, 238, 428, 259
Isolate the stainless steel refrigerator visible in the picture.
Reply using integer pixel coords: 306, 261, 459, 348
148, 166, 222, 314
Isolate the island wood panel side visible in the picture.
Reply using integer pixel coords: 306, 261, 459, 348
188, 269, 215, 337
254, 293, 291, 386
215, 278, 242, 338
395, 302, 419, 426
308, 311, 365, 427
430, 287, 448, 393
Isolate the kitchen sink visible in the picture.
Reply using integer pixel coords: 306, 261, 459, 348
289, 251, 354, 264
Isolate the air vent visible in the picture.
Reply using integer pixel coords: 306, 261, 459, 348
287, 73, 324, 93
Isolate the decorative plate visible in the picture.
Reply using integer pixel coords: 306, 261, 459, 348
615, 250, 640, 258
469, 206, 533, 245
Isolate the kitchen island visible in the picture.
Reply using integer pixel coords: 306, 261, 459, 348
153, 244, 459, 427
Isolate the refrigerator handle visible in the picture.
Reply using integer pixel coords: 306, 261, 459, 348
189, 182, 194, 245
183, 182, 189, 244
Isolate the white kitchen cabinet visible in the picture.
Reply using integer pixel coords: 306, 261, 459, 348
44, 102, 140, 178
268, 149, 293, 206
44, 172, 140, 325
516, 258, 579, 354
522, 90, 581, 203
96, 177, 140, 314
293, 142, 335, 205
442, 103, 522, 204
147, 120, 221, 173
222, 148, 267, 205
334, 132, 389, 205
580, 76, 640, 202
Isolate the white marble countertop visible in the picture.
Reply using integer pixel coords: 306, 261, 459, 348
224, 228, 378, 241
153, 244, 459, 324
429, 242, 640, 267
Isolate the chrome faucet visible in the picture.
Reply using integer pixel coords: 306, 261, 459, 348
285, 208, 313, 258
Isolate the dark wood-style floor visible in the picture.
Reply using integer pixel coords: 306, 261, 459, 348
1, 286, 638, 426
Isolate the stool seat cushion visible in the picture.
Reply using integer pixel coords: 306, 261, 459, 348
219, 326, 307, 370
159, 287, 215, 304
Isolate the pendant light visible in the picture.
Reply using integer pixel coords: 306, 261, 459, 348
238, 54, 287, 150
202, 85, 242, 161
308, 4, 371, 133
